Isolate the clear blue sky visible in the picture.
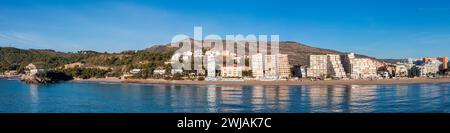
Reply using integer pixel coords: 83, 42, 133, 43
0, 0, 449, 59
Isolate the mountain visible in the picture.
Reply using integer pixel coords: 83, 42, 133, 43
0, 40, 382, 73
0, 47, 173, 73
144, 40, 380, 66
279, 41, 378, 66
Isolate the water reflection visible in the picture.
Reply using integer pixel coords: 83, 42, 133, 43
29, 84, 39, 112
2, 80, 449, 113
146, 83, 450, 113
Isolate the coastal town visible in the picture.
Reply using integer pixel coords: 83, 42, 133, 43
1, 46, 449, 84
166, 50, 450, 82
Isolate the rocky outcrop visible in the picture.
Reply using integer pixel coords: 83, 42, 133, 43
20, 71, 73, 84
20, 74, 52, 84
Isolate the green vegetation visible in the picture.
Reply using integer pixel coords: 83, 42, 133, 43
60, 68, 110, 79
0, 47, 174, 79
35, 71, 74, 82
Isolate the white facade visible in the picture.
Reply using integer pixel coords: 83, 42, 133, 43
30, 69, 47, 75
264, 55, 278, 79
207, 54, 216, 78
307, 54, 345, 78
341, 53, 378, 79
307, 55, 328, 78
251, 53, 264, 79
327, 54, 346, 78
277, 54, 291, 79
171, 69, 183, 75
221, 66, 242, 78
153, 68, 166, 75
130, 69, 142, 74
411, 62, 441, 77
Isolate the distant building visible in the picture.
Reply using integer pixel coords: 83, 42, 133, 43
197, 69, 206, 76
129, 69, 142, 74
25, 63, 37, 70
221, 66, 242, 78
171, 69, 183, 75
385, 64, 396, 78
121, 74, 134, 79
423, 57, 435, 64
153, 67, 166, 75
4, 70, 17, 76
422, 56, 448, 71
437, 57, 448, 70
30, 69, 47, 75
64, 62, 84, 69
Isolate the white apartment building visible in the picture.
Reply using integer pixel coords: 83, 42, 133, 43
307, 55, 328, 78
327, 54, 346, 78
411, 61, 441, 77
153, 67, 166, 75
206, 53, 216, 78
221, 66, 242, 78
277, 54, 291, 79
341, 53, 378, 79
251, 53, 264, 79
307, 54, 345, 78
264, 55, 278, 79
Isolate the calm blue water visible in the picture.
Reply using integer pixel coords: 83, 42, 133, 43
0, 79, 450, 113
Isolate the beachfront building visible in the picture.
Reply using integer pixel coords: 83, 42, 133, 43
221, 66, 242, 78
384, 64, 396, 78
277, 54, 291, 79
327, 54, 346, 78
129, 69, 142, 74
24, 63, 47, 76
171, 69, 183, 75
307, 54, 346, 78
206, 54, 216, 78
251, 53, 264, 79
410, 61, 441, 77
395, 63, 409, 77
341, 53, 378, 79
307, 55, 327, 78
264, 55, 278, 80
153, 67, 166, 75
422, 56, 448, 71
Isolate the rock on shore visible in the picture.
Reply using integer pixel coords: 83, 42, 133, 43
20, 75, 52, 84
20, 71, 73, 84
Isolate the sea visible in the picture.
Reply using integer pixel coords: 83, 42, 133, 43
0, 79, 449, 113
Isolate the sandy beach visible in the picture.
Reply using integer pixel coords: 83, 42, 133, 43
75, 77, 450, 86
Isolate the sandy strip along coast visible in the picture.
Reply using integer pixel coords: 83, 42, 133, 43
75, 78, 450, 86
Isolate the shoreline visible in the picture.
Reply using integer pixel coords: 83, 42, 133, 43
74, 78, 450, 86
